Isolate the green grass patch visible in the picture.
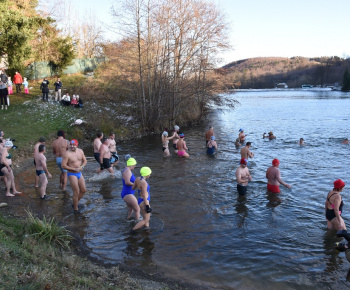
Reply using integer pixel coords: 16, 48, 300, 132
0, 212, 139, 289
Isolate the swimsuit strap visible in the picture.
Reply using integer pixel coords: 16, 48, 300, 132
327, 192, 339, 204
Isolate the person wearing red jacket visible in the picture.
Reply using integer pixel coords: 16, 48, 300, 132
13, 71, 23, 94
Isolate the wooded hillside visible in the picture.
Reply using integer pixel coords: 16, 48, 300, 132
218, 56, 350, 89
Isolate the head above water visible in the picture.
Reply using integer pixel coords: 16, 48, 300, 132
239, 128, 243, 132
127, 157, 137, 167
268, 131, 273, 135
334, 179, 345, 190
140, 166, 152, 177
272, 159, 280, 166
246, 142, 252, 146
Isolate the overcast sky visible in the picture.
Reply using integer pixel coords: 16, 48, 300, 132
70, 0, 350, 65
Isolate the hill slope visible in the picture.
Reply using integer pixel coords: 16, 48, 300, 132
218, 56, 350, 89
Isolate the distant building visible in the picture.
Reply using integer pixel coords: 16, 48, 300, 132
276, 82, 288, 88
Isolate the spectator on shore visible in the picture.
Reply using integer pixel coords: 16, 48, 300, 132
22, 78, 29, 94
7, 76, 13, 95
61, 92, 71, 106
54, 78, 62, 101
13, 72, 23, 94
40, 78, 50, 102
71, 95, 78, 106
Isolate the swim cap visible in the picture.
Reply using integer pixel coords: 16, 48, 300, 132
140, 166, 152, 177
127, 157, 137, 166
179, 133, 185, 138
269, 131, 273, 135
240, 158, 248, 165
334, 179, 345, 189
163, 131, 168, 137
174, 125, 179, 131
39, 136, 46, 142
210, 136, 215, 140
124, 154, 131, 161
70, 139, 78, 146
272, 159, 280, 166
239, 128, 243, 132
4, 140, 13, 147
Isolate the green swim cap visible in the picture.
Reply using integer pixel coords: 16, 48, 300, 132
126, 157, 137, 166
140, 166, 152, 177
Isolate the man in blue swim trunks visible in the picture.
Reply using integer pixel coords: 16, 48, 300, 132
52, 130, 69, 190
33, 136, 46, 188
62, 139, 87, 213
34, 144, 52, 199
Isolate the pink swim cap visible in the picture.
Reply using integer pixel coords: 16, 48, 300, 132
272, 159, 280, 166
334, 179, 345, 189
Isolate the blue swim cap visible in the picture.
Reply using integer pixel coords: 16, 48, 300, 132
239, 128, 243, 132
211, 136, 215, 140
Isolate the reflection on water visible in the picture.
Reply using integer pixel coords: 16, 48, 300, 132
3, 89, 350, 288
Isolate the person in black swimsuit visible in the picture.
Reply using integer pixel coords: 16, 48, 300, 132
325, 179, 346, 231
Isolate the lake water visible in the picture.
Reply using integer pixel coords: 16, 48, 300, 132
10, 89, 350, 289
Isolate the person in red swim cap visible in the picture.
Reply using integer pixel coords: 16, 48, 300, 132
325, 179, 346, 230
266, 159, 291, 193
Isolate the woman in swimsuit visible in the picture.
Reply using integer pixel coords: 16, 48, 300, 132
238, 129, 245, 143
325, 179, 346, 230
0, 140, 21, 196
132, 167, 152, 231
121, 156, 140, 221
161, 130, 175, 157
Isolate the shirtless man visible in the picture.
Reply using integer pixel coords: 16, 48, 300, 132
34, 144, 52, 199
108, 133, 119, 165
93, 131, 103, 169
342, 138, 349, 144
235, 158, 252, 195
205, 126, 215, 146
52, 130, 69, 190
0, 140, 21, 196
33, 137, 46, 187
176, 133, 189, 158
172, 125, 180, 153
61, 139, 87, 213
100, 138, 113, 174
0, 138, 7, 187
299, 138, 305, 145
263, 131, 276, 140
266, 159, 291, 193
240, 142, 254, 161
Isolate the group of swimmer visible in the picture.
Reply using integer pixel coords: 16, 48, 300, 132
0, 129, 153, 232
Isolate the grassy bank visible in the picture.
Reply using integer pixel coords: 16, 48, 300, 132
0, 212, 139, 289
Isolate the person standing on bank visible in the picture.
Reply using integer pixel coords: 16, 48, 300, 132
266, 159, 291, 193
13, 71, 23, 94
132, 167, 152, 231
40, 78, 50, 102
54, 78, 62, 101
235, 158, 252, 195
325, 179, 346, 231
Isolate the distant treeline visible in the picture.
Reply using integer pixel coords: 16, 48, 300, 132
218, 56, 350, 89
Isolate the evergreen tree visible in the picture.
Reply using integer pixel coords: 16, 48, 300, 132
342, 68, 350, 91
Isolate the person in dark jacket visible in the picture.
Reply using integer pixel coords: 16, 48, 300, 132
40, 78, 50, 101
54, 78, 62, 101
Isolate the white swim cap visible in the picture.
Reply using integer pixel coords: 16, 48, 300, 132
162, 131, 168, 136
174, 125, 179, 131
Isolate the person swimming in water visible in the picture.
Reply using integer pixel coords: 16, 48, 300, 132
121, 156, 140, 221
176, 133, 189, 158
206, 135, 217, 155
325, 179, 346, 231
162, 130, 175, 157
266, 159, 291, 193
235, 158, 252, 195
263, 131, 276, 140
132, 167, 152, 231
